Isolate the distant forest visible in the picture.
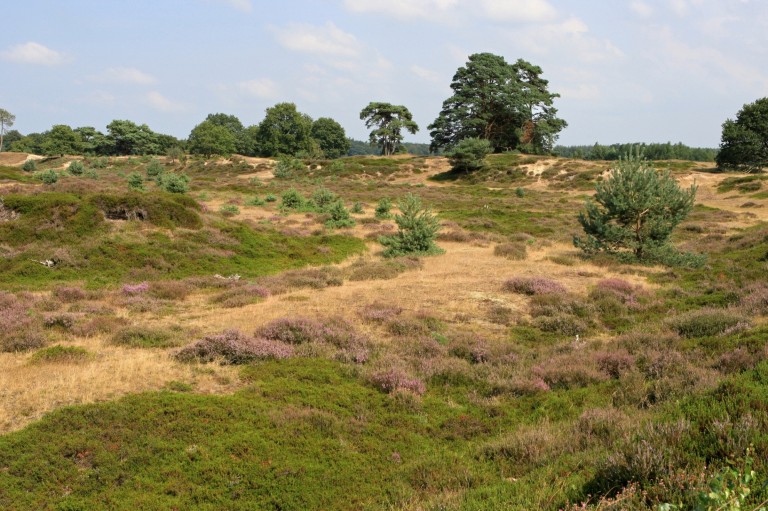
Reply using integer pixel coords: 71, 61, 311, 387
348, 139, 433, 156
553, 142, 718, 162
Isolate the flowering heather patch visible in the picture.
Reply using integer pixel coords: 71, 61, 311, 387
0, 292, 45, 352
592, 278, 646, 307
43, 313, 77, 331
740, 283, 768, 315
209, 285, 270, 308
52, 286, 87, 303
358, 302, 403, 323
369, 368, 426, 395
122, 282, 149, 295
532, 353, 607, 390
717, 347, 761, 374
595, 350, 636, 379
176, 330, 294, 364
257, 317, 371, 364
448, 336, 491, 364
502, 276, 566, 295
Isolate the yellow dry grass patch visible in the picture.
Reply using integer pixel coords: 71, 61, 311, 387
0, 338, 239, 433
175, 241, 660, 338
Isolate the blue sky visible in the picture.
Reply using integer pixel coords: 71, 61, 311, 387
1, 0, 766, 147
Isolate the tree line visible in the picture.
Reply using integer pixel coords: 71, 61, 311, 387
0, 52, 571, 160
554, 142, 718, 162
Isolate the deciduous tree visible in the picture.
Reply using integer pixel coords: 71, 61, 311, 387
256, 103, 313, 157
716, 97, 768, 172
188, 120, 236, 157
311, 117, 350, 159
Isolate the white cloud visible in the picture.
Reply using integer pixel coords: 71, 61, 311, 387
207, 0, 252, 12
271, 22, 361, 57
90, 67, 156, 85
344, 0, 556, 22
146, 91, 185, 112
507, 17, 624, 63
237, 78, 278, 98
1, 42, 68, 66
85, 90, 116, 105
411, 65, 441, 82
630, 1, 654, 18
478, 0, 557, 23
342, 0, 459, 20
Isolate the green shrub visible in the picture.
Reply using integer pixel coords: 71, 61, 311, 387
515, 187, 526, 198
146, 158, 164, 177
351, 202, 364, 214
157, 173, 190, 194
90, 157, 108, 169
29, 345, 92, 364
246, 196, 265, 206
667, 308, 748, 338
375, 197, 392, 219
274, 156, 305, 179
574, 149, 697, 261
219, 204, 240, 217
447, 137, 492, 172
35, 169, 58, 184
127, 172, 145, 191
379, 194, 443, 257
312, 188, 339, 212
21, 159, 37, 172
68, 161, 84, 176
109, 326, 177, 348
281, 188, 306, 210
265, 193, 277, 202
83, 168, 99, 179
325, 201, 355, 229
494, 242, 527, 260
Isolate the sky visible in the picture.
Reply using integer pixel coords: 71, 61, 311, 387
1, 0, 767, 148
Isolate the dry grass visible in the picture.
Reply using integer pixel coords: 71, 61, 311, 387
0, 336, 239, 433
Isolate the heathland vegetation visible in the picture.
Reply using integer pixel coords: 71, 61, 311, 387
1, 58, 768, 509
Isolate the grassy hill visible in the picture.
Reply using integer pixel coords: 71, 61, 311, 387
0, 152, 767, 509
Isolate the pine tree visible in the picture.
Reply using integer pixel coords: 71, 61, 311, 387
574, 149, 696, 260
379, 194, 443, 257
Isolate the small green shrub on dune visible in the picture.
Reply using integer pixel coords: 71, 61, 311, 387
219, 204, 240, 217
146, 158, 164, 177
35, 169, 58, 184
109, 326, 177, 348
157, 172, 190, 194
21, 159, 37, 172
29, 345, 92, 364
375, 197, 392, 219
67, 161, 84, 176
127, 172, 145, 191
325, 201, 355, 229
379, 194, 442, 257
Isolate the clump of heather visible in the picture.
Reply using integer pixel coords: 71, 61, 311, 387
176, 330, 294, 364
257, 317, 371, 364
369, 367, 426, 395
503, 276, 566, 295
591, 278, 646, 307
122, 282, 150, 295
0, 292, 46, 352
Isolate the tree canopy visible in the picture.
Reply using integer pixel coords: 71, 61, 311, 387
188, 120, 237, 157
311, 117, 350, 159
256, 102, 313, 157
42, 125, 83, 156
716, 97, 768, 172
428, 53, 566, 154
360, 102, 419, 156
